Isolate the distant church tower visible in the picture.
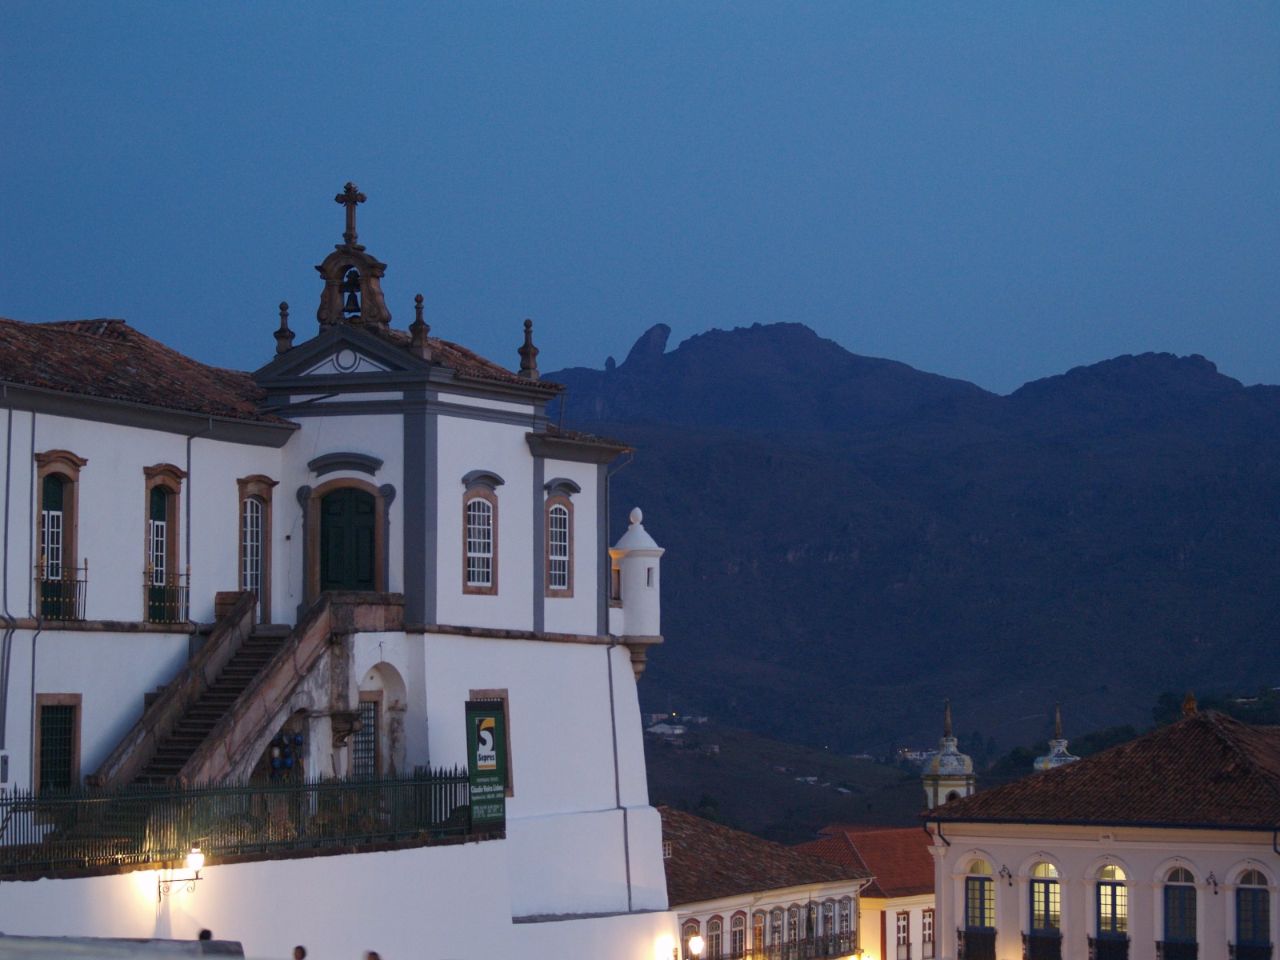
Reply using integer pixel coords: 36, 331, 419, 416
1034, 704, 1080, 771
923, 700, 976, 809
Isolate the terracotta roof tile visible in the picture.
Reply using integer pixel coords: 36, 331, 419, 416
929, 711, 1280, 829
365, 324, 562, 393
799, 827, 934, 899
661, 807, 868, 907
0, 318, 287, 424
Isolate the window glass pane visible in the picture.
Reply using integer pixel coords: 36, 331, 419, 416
1164, 884, 1196, 943
966, 877, 994, 929
241, 497, 263, 595
39, 704, 75, 792
1032, 879, 1061, 930
466, 498, 494, 586
1238, 887, 1270, 946
548, 504, 569, 589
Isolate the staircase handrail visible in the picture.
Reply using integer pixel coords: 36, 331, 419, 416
178, 591, 404, 785
87, 592, 257, 789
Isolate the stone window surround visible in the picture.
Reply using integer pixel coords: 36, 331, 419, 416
462, 471, 503, 597
300, 476, 391, 603
34, 449, 87, 589
143, 463, 186, 587
237, 474, 278, 621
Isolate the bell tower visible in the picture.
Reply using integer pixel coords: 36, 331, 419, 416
922, 700, 976, 809
315, 182, 393, 329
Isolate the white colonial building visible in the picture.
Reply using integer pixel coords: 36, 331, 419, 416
0, 185, 677, 960
925, 703, 1278, 960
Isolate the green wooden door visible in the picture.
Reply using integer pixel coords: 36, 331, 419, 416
320, 488, 376, 591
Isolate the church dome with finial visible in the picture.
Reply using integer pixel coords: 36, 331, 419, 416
923, 700, 976, 808
1034, 703, 1080, 771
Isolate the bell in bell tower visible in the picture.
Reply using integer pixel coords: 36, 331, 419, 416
315, 182, 392, 328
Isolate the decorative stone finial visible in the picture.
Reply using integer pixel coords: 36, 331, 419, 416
274, 301, 294, 355
944, 699, 953, 739
630, 507, 643, 526
409, 293, 432, 361
1054, 703, 1063, 740
1182, 691, 1198, 718
518, 318, 540, 380
335, 182, 367, 247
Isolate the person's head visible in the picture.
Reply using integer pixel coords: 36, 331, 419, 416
293, 948, 307, 960
198, 930, 213, 941
364, 952, 381, 960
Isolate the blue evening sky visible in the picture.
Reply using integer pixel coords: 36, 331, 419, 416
2, 3, 1277, 394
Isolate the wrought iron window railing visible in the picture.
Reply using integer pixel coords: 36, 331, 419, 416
144, 571, 188, 623
1089, 935, 1130, 960
1024, 932, 1062, 960
35, 561, 87, 620
1230, 945, 1273, 960
1156, 942, 1198, 960
0, 767, 485, 879
711, 935, 854, 960
958, 928, 997, 960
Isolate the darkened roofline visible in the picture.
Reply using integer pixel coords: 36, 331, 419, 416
0, 381, 297, 447
924, 814, 1280, 832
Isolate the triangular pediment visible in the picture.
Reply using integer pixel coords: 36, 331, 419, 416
254, 323, 425, 384
301, 349, 389, 376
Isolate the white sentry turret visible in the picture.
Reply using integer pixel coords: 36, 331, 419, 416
608, 507, 664, 638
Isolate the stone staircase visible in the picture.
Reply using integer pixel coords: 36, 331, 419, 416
132, 625, 290, 786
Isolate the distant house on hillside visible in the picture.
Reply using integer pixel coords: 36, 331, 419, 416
925, 702, 1279, 960
800, 826, 936, 960
661, 806, 871, 959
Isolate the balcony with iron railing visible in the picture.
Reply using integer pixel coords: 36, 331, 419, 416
1156, 943, 1197, 960
692, 935, 855, 960
958, 928, 997, 960
35, 560, 87, 620
1088, 936, 1129, 960
1024, 931, 1062, 960
0, 767, 490, 880
1230, 945, 1273, 960
144, 568, 189, 624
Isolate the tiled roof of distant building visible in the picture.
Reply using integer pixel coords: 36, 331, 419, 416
660, 806, 868, 907
0, 318, 287, 424
928, 711, 1280, 829
798, 826, 934, 899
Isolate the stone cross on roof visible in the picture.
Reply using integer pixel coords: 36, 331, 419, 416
335, 182, 367, 246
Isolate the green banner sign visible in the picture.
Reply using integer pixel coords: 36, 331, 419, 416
465, 700, 507, 828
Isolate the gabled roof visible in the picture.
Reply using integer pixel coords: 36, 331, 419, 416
799, 826, 934, 899
928, 711, 1280, 830
660, 806, 868, 907
0, 318, 287, 424
360, 322, 564, 393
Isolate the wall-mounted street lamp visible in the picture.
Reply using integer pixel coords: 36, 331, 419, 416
687, 934, 705, 959
998, 865, 1014, 886
158, 844, 205, 902
1207, 871, 1219, 895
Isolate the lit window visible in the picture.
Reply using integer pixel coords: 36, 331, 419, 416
1096, 865, 1128, 939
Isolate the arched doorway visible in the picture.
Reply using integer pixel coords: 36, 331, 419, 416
320, 487, 375, 591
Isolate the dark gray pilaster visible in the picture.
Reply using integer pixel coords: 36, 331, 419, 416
532, 455, 545, 633
423, 408, 438, 624
379, 483, 397, 596
402, 388, 428, 623
295, 485, 312, 619
598, 463, 609, 636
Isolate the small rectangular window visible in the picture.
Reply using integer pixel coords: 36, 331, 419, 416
35, 694, 80, 794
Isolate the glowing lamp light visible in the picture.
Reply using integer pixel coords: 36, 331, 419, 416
157, 843, 206, 902
688, 935, 705, 959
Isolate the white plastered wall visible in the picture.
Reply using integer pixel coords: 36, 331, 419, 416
434, 415, 536, 631
541, 457, 601, 636
932, 823, 1280, 960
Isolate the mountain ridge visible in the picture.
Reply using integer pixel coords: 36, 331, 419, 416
547, 323, 1280, 753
